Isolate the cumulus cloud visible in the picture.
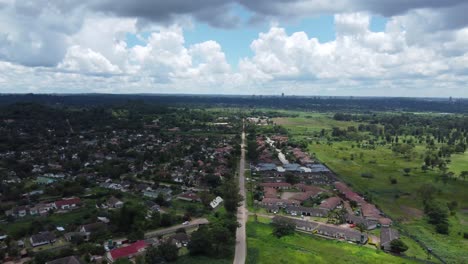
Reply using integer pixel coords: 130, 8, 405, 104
0, 0, 467, 96
239, 12, 468, 96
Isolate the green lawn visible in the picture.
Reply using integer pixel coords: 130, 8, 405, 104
448, 151, 468, 176
174, 255, 232, 264
246, 217, 420, 264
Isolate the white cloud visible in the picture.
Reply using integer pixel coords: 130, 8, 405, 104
58, 45, 121, 75
0, 1, 467, 97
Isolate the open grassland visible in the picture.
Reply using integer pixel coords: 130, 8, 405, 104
274, 112, 467, 263
273, 114, 363, 134
246, 217, 420, 264
448, 151, 468, 176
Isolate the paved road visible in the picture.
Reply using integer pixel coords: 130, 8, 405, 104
234, 121, 247, 264
144, 218, 209, 238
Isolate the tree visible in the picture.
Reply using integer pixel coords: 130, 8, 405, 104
285, 173, 299, 185
418, 184, 437, 203
460, 171, 468, 181
356, 223, 366, 233
145, 247, 166, 263
361, 172, 374, 179
390, 239, 408, 254
421, 164, 429, 173
188, 226, 212, 255
157, 241, 179, 262
403, 168, 411, 176
222, 179, 242, 214
128, 229, 144, 241
424, 200, 449, 234
272, 218, 295, 237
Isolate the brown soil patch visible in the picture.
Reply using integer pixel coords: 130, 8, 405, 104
400, 205, 424, 221
281, 192, 299, 199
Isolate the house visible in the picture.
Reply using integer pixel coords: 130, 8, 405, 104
306, 164, 330, 173
378, 217, 393, 227
209, 196, 223, 209
260, 198, 300, 208
64, 232, 87, 242
168, 233, 190, 248
177, 192, 201, 202
264, 205, 280, 214
255, 163, 277, 172
361, 202, 381, 220
290, 190, 322, 203
30, 231, 56, 247
36, 176, 57, 185
46, 256, 85, 264
30, 203, 55, 215
5, 206, 28, 218
283, 163, 303, 172
345, 213, 378, 230
107, 196, 124, 209
107, 240, 147, 263
260, 182, 291, 190
334, 182, 365, 205
54, 197, 81, 210
272, 216, 319, 232
319, 197, 342, 211
315, 224, 367, 244
145, 201, 161, 213
285, 206, 328, 217
380, 227, 399, 251
80, 222, 107, 240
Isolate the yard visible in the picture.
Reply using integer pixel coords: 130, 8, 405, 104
246, 217, 420, 264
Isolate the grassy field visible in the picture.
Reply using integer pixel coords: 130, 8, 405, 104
246, 217, 420, 264
448, 151, 468, 176
273, 112, 468, 263
273, 114, 363, 134
175, 255, 232, 264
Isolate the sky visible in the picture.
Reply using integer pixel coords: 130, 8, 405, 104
0, 0, 467, 97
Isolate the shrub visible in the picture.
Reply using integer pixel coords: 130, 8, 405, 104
272, 218, 295, 238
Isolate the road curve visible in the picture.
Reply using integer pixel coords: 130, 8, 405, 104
233, 121, 247, 264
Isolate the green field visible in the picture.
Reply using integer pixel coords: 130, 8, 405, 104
448, 151, 468, 176
175, 255, 232, 264
246, 217, 420, 264
273, 113, 468, 263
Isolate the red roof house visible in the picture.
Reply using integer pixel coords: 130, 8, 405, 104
107, 240, 147, 262
54, 197, 81, 210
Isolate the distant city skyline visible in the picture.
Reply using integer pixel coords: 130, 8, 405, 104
0, 1, 467, 97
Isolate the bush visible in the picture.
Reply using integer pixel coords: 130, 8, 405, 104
390, 239, 408, 254
361, 172, 374, 179
272, 218, 295, 238
435, 222, 449, 234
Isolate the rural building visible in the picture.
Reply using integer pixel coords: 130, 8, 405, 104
46, 256, 85, 264
107, 240, 147, 263
30, 231, 56, 247
380, 227, 399, 251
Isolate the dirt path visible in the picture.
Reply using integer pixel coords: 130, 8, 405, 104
234, 120, 247, 264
